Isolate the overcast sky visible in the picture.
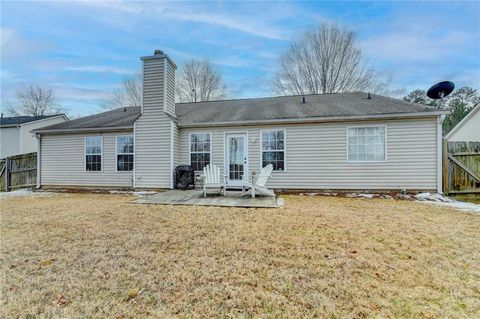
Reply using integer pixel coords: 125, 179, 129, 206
1, 1, 479, 116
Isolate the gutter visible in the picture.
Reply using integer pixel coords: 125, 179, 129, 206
178, 110, 449, 128
33, 125, 134, 135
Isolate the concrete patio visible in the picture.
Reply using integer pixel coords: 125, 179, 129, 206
133, 189, 278, 208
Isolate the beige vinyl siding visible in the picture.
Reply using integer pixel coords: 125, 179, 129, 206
134, 56, 174, 189
40, 131, 133, 187
179, 117, 439, 190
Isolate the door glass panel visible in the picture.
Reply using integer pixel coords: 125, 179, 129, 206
229, 136, 244, 180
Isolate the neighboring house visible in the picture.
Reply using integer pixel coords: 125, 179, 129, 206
444, 103, 480, 142
0, 114, 68, 158
34, 50, 448, 192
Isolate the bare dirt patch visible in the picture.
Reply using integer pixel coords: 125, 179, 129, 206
1, 194, 479, 318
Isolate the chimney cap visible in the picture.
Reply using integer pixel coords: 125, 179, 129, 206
140, 50, 177, 69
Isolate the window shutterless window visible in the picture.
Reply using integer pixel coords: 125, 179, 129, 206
116, 135, 134, 171
261, 130, 285, 171
190, 133, 211, 171
347, 126, 386, 162
85, 136, 102, 171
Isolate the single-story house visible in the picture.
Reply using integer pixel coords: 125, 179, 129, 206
34, 50, 448, 192
444, 103, 480, 142
0, 114, 68, 158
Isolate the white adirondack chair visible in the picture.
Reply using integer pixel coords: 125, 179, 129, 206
202, 164, 227, 197
242, 164, 275, 198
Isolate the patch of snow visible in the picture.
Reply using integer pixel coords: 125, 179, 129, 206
415, 192, 453, 203
415, 192, 480, 213
346, 193, 375, 199
320, 192, 338, 196
299, 192, 319, 196
132, 191, 157, 197
276, 197, 285, 208
108, 190, 126, 194
0, 189, 54, 199
420, 200, 480, 213
108, 190, 157, 197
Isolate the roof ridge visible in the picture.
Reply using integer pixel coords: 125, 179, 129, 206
175, 92, 361, 105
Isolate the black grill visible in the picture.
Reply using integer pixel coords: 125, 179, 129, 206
175, 165, 195, 190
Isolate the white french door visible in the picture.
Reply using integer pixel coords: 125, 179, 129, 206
225, 133, 248, 187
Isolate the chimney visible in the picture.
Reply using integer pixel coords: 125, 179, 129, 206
302, 96, 306, 103
140, 49, 177, 116
367, 92, 371, 99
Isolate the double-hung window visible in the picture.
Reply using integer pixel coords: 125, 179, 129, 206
190, 133, 211, 171
85, 136, 102, 171
116, 135, 134, 171
261, 130, 285, 171
347, 126, 386, 162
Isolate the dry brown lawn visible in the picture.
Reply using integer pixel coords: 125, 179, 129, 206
1, 193, 479, 318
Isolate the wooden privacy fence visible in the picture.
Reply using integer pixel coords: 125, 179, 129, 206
0, 152, 37, 192
443, 141, 480, 195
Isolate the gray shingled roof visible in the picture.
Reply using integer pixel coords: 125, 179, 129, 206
35, 107, 140, 132
34, 92, 442, 133
0, 114, 64, 127
176, 92, 438, 126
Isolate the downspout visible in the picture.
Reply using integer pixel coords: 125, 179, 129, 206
133, 121, 136, 190
18, 125, 23, 154
170, 121, 174, 189
437, 114, 445, 194
36, 133, 41, 189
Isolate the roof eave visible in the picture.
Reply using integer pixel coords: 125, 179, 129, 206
178, 110, 448, 128
34, 125, 134, 135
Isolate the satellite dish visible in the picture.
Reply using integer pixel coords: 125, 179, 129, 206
427, 81, 455, 99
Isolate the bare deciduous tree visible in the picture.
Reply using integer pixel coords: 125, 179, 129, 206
6, 85, 64, 116
104, 73, 143, 109
273, 23, 390, 96
176, 59, 227, 103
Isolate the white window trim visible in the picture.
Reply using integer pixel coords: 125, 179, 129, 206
189, 132, 212, 171
115, 135, 134, 172
84, 135, 103, 172
260, 129, 287, 172
346, 125, 387, 163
